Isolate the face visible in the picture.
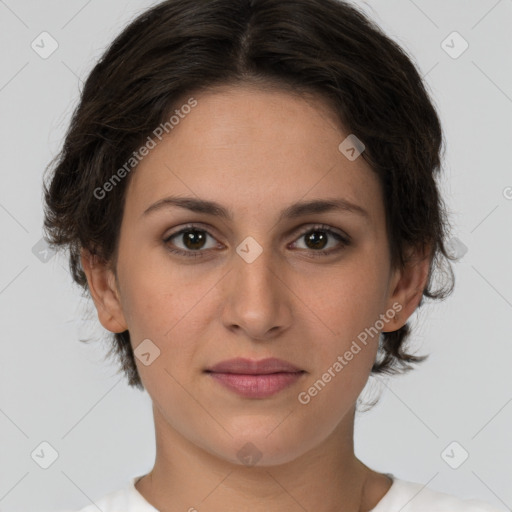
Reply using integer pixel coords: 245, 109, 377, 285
84, 84, 425, 467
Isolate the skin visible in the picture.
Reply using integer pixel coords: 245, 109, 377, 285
81, 84, 431, 512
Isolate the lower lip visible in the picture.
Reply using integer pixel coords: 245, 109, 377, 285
208, 372, 305, 398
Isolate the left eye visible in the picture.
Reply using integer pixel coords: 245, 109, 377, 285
291, 225, 350, 254
163, 224, 350, 258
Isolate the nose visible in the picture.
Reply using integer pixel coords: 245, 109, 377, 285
220, 240, 292, 341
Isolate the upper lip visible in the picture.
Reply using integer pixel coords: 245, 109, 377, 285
206, 357, 303, 375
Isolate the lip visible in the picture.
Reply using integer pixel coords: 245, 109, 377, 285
206, 357, 303, 374
205, 358, 305, 399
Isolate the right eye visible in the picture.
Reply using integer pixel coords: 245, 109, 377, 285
163, 225, 220, 258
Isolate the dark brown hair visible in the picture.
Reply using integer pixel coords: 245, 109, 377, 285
43, 0, 456, 391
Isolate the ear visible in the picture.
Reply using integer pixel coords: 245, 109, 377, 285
80, 248, 128, 334
383, 244, 431, 333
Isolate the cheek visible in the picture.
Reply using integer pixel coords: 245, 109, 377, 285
298, 256, 388, 376
117, 245, 189, 333
307, 257, 388, 333
344, 244, 391, 316
117, 255, 215, 367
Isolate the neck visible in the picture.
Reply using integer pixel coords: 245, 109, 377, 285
135, 404, 386, 512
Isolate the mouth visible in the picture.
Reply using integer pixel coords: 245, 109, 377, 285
205, 357, 304, 375
205, 358, 306, 398
206, 371, 305, 399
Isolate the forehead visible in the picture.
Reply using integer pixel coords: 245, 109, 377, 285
123, 85, 384, 229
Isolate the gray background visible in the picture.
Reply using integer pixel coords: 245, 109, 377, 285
0, 1, 511, 511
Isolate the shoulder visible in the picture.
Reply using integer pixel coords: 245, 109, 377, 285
371, 477, 507, 512
59, 476, 158, 512
61, 487, 135, 512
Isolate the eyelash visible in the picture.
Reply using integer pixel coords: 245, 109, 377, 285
163, 223, 351, 259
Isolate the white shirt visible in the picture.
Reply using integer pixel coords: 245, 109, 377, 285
64, 473, 506, 511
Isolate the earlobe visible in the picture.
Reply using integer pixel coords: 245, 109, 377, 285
80, 248, 128, 334
384, 245, 431, 333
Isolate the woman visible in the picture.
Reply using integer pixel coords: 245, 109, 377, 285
44, 0, 503, 510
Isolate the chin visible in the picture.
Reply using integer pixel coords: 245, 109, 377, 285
200, 425, 320, 468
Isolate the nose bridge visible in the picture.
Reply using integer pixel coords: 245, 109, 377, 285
222, 233, 290, 336
233, 234, 279, 300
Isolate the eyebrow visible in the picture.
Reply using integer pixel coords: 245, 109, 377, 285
141, 196, 370, 223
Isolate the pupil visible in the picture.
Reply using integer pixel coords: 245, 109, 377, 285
307, 231, 327, 250
184, 230, 205, 250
